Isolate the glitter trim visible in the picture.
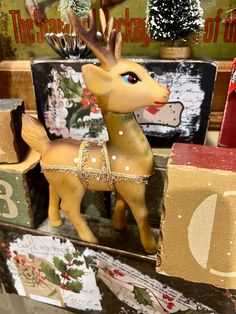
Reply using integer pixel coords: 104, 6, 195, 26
41, 164, 150, 183
40, 141, 150, 191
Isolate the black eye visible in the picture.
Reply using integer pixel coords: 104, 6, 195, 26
121, 72, 140, 84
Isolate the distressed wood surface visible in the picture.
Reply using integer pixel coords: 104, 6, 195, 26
158, 143, 236, 290
0, 61, 36, 111
0, 99, 27, 163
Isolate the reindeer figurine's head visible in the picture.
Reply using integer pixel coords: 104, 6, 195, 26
68, 9, 170, 113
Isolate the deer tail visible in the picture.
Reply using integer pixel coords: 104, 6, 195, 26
22, 114, 50, 153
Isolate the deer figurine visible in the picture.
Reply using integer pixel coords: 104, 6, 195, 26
22, 9, 170, 254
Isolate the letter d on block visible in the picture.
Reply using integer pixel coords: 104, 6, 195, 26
188, 192, 236, 278
188, 194, 217, 269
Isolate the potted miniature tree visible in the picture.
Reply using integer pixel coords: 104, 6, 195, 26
146, 0, 204, 59
44, 0, 91, 59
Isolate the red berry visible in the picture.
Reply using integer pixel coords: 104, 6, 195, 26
168, 296, 174, 302
108, 270, 115, 277
14, 256, 20, 263
13, 250, 18, 255
21, 258, 27, 264
67, 261, 73, 266
60, 284, 68, 290
167, 302, 174, 310
163, 293, 168, 299
6, 249, 11, 257
1, 242, 6, 248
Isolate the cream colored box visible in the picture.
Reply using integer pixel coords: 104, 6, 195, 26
0, 99, 27, 163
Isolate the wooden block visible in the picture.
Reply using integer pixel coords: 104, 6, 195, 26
0, 99, 27, 163
0, 61, 36, 111
157, 143, 236, 289
0, 150, 48, 228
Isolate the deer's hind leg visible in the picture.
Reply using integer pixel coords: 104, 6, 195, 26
116, 181, 157, 254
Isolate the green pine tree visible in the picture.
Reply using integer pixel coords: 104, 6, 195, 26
146, 0, 204, 43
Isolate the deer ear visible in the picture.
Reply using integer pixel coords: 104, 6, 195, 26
82, 64, 112, 96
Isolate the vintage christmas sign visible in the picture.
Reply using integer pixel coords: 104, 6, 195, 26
31, 59, 216, 146
157, 143, 236, 289
0, 1, 236, 60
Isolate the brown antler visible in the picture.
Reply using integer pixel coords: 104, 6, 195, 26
68, 9, 122, 69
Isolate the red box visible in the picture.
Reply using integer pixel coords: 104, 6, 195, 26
218, 58, 236, 147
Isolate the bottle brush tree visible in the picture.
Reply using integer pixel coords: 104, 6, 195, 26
146, 0, 204, 46
58, 0, 91, 23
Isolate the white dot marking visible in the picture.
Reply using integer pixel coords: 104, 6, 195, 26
177, 214, 182, 219
125, 166, 130, 171
227, 252, 231, 256
112, 155, 117, 160
73, 157, 79, 163
91, 158, 97, 163
118, 131, 123, 136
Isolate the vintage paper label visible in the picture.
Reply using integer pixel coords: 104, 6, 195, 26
84, 249, 215, 313
5, 235, 102, 311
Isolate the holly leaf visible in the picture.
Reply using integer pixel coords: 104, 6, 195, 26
64, 252, 73, 261
73, 251, 81, 258
73, 259, 84, 267
66, 281, 83, 293
40, 262, 60, 285
53, 257, 67, 272
58, 74, 83, 102
67, 268, 84, 279
133, 286, 153, 307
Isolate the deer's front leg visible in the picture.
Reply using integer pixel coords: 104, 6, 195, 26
116, 182, 157, 254
48, 185, 62, 227
112, 193, 127, 230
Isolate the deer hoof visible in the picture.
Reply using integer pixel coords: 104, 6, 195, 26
144, 242, 158, 254
50, 219, 63, 227
112, 218, 127, 231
